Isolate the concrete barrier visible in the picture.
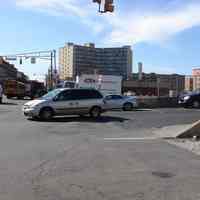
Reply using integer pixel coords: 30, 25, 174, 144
137, 96, 179, 108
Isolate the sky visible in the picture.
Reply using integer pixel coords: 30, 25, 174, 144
1, 0, 200, 80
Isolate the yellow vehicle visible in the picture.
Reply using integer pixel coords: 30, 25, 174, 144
4, 80, 26, 99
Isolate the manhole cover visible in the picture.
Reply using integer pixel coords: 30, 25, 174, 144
152, 171, 175, 178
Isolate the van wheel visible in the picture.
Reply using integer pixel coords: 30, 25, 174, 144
90, 107, 101, 118
39, 108, 54, 121
123, 103, 133, 111
192, 101, 200, 108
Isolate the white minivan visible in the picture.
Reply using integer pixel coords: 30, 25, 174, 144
23, 88, 105, 120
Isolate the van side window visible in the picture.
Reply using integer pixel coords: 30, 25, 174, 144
57, 90, 73, 101
70, 90, 103, 100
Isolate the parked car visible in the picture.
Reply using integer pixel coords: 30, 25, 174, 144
23, 88, 106, 120
103, 95, 138, 111
178, 91, 200, 108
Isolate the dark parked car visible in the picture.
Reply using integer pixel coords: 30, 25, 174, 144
179, 92, 200, 108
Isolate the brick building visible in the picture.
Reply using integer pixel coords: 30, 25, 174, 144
123, 73, 185, 96
0, 57, 17, 84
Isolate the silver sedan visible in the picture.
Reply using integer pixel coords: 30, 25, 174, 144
104, 95, 138, 111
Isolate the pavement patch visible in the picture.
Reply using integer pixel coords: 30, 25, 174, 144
152, 171, 175, 179
167, 139, 200, 156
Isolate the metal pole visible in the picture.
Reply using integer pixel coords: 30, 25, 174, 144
50, 52, 53, 90
176, 76, 178, 97
98, 3, 101, 12
53, 50, 57, 86
157, 77, 160, 97
53, 50, 56, 71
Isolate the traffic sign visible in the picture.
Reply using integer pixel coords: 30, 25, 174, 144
5, 57, 17, 61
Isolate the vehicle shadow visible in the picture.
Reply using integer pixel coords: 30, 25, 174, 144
0, 102, 18, 106
30, 115, 130, 123
133, 108, 153, 111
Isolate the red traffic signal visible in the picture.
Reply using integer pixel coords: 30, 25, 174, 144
104, 0, 114, 13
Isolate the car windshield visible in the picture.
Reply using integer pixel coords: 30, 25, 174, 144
40, 89, 61, 100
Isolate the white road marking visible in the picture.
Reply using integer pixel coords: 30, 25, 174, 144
104, 137, 159, 141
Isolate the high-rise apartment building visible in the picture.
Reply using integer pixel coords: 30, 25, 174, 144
59, 43, 132, 80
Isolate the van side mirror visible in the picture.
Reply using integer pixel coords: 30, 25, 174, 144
105, 96, 111, 101
53, 96, 59, 101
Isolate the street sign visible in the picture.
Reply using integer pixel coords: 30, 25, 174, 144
5, 57, 17, 61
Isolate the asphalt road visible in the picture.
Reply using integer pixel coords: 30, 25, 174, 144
0, 99, 200, 200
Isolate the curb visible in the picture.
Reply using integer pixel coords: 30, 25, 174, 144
153, 121, 200, 139
177, 120, 200, 138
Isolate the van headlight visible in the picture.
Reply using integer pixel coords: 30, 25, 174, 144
184, 96, 190, 101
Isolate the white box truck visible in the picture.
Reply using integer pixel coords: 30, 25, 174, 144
77, 74, 122, 96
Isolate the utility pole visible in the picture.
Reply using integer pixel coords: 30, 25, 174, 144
50, 51, 53, 90
157, 77, 160, 97
53, 50, 58, 87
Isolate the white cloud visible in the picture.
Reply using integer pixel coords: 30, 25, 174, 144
16, 0, 88, 17
16, 0, 103, 33
15, 0, 200, 44
105, 3, 200, 45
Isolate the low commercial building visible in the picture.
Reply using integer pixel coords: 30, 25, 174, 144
123, 73, 185, 97
17, 71, 29, 82
0, 57, 17, 84
193, 76, 200, 91
192, 68, 200, 91
185, 76, 193, 91
185, 68, 200, 91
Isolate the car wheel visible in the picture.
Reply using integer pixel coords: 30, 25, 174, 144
123, 103, 133, 111
192, 101, 200, 108
39, 107, 54, 121
90, 107, 101, 118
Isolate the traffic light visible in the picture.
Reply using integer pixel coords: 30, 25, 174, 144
104, 0, 114, 12
93, 0, 114, 13
19, 58, 22, 65
93, 0, 101, 4
31, 57, 36, 64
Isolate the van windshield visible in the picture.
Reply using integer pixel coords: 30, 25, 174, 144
40, 89, 61, 100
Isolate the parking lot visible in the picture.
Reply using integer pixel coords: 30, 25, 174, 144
0, 99, 200, 200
